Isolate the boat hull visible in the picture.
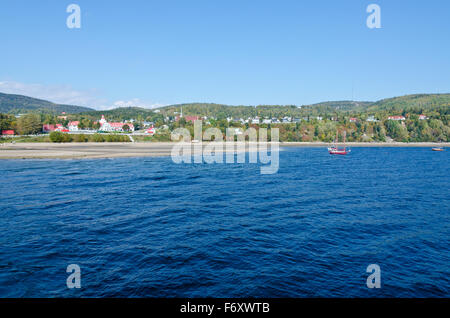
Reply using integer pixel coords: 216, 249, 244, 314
329, 151, 350, 155
328, 147, 350, 155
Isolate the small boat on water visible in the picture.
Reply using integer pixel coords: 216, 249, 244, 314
432, 147, 445, 151
329, 147, 351, 155
328, 131, 351, 155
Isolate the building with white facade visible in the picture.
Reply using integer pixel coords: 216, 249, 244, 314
99, 115, 135, 132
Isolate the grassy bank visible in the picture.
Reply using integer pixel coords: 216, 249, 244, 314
0, 135, 50, 143
132, 133, 172, 142
0, 133, 131, 143
49, 132, 131, 143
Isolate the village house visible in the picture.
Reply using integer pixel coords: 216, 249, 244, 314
388, 116, 406, 121
251, 117, 260, 124
42, 124, 55, 133
366, 116, 378, 122
282, 117, 292, 123
175, 115, 200, 123
272, 118, 280, 123
419, 114, 428, 120
99, 115, 135, 132
349, 117, 358, 123
145, 125, 156, 135
68, 121, 79, 131
142, 121, 154, 127
43, 124, 68, 133
1, 130, 15, 136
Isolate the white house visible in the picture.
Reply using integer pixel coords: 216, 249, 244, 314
68, 121, 79, 131
388, 116, 406, 121
366, 116, 378, 122
99, 115, 135, 132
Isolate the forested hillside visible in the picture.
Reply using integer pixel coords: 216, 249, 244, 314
0, 93, 94, 114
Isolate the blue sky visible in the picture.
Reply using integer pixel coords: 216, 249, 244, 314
0, 0, 449, 109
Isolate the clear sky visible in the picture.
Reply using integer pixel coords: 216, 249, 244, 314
0, 0, 449, 109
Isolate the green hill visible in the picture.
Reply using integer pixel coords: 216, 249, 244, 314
155, 101, 372, 119
154, 94, 449, 118
0, 92, 94, 114
1, 92, 449, 119
302, 101, 373, 112
368, 94, 450, 112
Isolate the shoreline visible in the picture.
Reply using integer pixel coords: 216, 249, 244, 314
280, 141, 450, 147
0, 142, 448, 159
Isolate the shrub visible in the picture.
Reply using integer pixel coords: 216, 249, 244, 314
62, 133, 73, 142
92, 134, 105, 142
49, 131, 73, 143
101, 134, 131, 142
105, 134, 113, 142
73, 134, 88, 142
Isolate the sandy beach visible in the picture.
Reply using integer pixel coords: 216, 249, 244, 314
0, 142, 179, 159
0, 141, 448, 159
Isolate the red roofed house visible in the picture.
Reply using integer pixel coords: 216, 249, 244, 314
1, 130, 15, 135
176, 115, 200, 123
69, 121, 80, 131
146, 125, 156, 135
43, 124, 69, 133
56, 124, 69, 132
388, 116, 406, 121
349, 118, 358, 123
419, 115, 428, 120
43, 124, 56, 133
98, 115, 134, 132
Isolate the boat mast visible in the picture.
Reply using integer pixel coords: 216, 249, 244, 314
343, 130, 346, 151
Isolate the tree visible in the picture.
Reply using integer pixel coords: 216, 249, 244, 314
122, 124, 130, 132
314, 126, 320, 137
385, 120, 409, 141
17, 114, 42, 135
0, 114, 14, 131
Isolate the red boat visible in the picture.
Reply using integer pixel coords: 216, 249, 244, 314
328, 131, 351, 155
328, 147, 351, 155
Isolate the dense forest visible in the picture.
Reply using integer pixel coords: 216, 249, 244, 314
0, 93, 94, 114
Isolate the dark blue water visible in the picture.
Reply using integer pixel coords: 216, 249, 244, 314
0, 147, 448, 297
